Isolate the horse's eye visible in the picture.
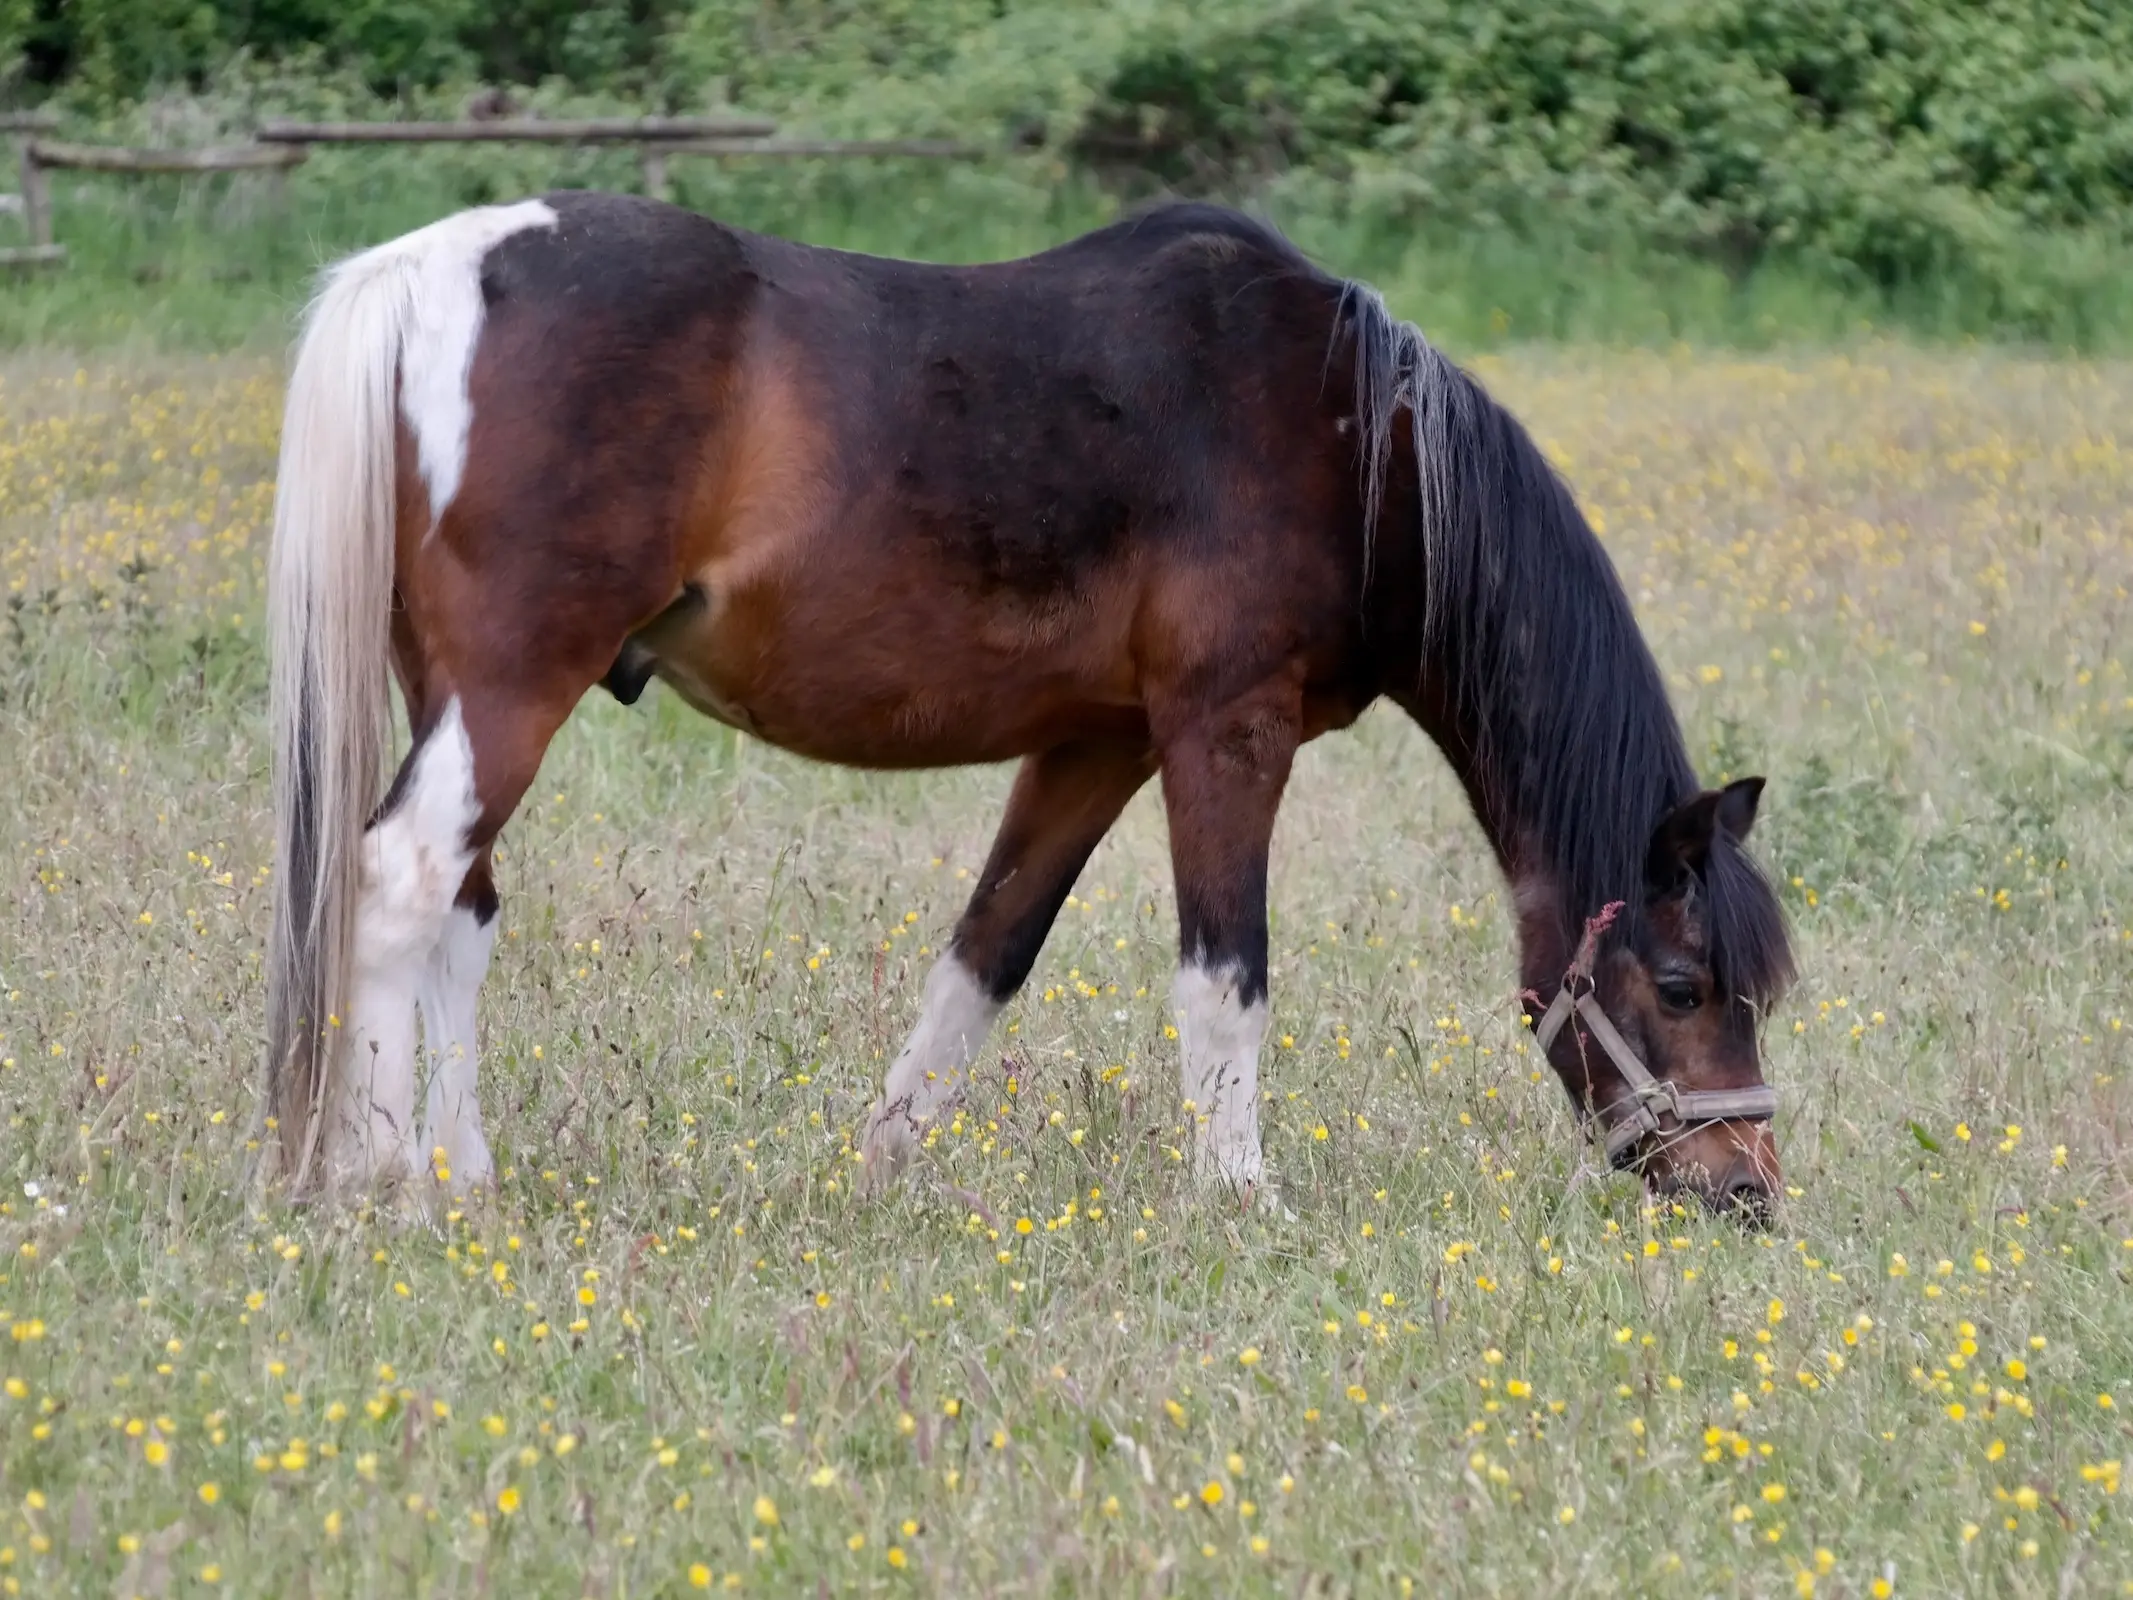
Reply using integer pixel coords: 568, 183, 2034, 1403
1657, 979, 1701, 1012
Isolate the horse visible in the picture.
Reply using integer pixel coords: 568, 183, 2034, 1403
261, 192, 1795, 1217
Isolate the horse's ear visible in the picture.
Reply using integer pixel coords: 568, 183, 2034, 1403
1648, 777, 1767, 890
1647, 790, 1723, 889
1715, 776, 1765, 842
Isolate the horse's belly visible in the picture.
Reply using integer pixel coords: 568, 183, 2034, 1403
642, 585, 1144, 768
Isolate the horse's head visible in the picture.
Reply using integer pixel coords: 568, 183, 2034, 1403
1527, 777, 1793, 1224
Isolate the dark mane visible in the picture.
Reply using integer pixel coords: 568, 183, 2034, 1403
1339, 284, 1794, 1006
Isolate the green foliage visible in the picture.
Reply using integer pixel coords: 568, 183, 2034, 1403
1066, 0, 2133, 294
8, 0, 684, 96
5, 0, 2132, 339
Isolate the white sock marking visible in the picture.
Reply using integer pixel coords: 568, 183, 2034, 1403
325, 700, 480, 1189
865, 955, 1002, 1166
329, 199, 557, 525
1174, 962, 1267, 1191
418, 904, 498, 1190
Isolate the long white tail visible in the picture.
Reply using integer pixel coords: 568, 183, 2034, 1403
262, 248, 423, 1192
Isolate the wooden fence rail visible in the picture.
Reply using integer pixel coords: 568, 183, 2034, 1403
4, 116, 987, 265
664, 138, 978, 158
27, 138, 307, 173
255, 116, 777, 144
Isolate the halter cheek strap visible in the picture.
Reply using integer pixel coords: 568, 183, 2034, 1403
1532, 986, 1778, 1165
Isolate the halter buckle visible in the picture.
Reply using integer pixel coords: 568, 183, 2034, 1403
1531, 982, 1776, 1165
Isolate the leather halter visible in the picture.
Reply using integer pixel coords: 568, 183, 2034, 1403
1532, 985, 1778, 1165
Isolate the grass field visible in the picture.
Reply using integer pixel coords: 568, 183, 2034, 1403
1, 341, 2130, 1597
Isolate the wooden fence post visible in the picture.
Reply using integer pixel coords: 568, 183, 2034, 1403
641, 147, 670, 202
19, 141, 50, 247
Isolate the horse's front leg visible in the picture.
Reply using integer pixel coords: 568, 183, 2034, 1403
1156, 680, 1301, 1202
861, 740, 1153, 1179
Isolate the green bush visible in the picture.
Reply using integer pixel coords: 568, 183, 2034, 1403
1067, 0, 2133, 290
4, 0, 2130, 337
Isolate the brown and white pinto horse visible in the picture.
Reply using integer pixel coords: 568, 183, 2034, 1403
263, 193, 1794, 1214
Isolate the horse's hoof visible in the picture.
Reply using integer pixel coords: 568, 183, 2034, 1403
1243, 1171, 1295, 1222
1195, 1150, 1283, 1216
857, 1108, 916, 1194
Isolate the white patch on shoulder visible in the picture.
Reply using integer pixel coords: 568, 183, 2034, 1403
331, 199, 558, 526
861, 955, 1002, 1173
1173, 962, 1268, 1193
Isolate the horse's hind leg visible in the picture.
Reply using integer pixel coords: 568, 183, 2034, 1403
324, 702, 485, 1191
862, 740, 1153, 1175
322, 682, 580, 1196
414, 857, 501, 1189
1157, 682, 1301, 1198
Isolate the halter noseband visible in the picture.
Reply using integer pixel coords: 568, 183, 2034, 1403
1532, 985, 1778, 1165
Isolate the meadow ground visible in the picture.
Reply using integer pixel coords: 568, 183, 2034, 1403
0, 344, 2129, 1597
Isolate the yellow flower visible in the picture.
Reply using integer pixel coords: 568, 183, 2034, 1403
1238, 1347, 1260, 1367
887, 1547, 907, 1569
197, 1483, 220, 1505
1762, 1484, 1787, 1504
1557, 1506, 1576, 1524
1201, 1480, 1224, 1506
754, 1495, 778, 1527
689, 1565, 711, 1589
497, 1487, 520, 1516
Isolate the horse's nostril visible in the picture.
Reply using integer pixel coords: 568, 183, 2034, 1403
1721, 1171, 1775, 1227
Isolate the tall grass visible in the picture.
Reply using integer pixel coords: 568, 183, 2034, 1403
10, 152, 2133, 352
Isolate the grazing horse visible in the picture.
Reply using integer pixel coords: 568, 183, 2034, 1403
263, 194, 1794, 1215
